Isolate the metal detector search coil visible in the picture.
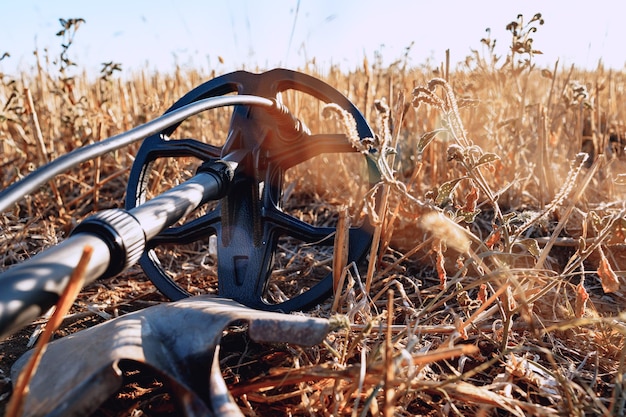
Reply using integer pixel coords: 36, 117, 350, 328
0, 69, 380, 339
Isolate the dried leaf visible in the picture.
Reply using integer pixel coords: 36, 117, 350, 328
457, 185, 481, 223
504, 354, 560, 398
458, 209, 481, 223
446, 381, 527, 416
456, 315, 468, 340
435, 242, 447, 290
598, 253, 620, 293
462, 186, 479, 213
485, 228, 502, 249
574, 282, 589, 318
446, 144, 465, 161
436, 178, 464, 205
416, 128, 446, 154
517, 238, 541, 257
474, 152, 501, 168
477, 284, 488, 304
456, 282, 473, 307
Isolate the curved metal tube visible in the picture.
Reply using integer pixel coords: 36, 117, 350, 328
0, 95, 274, 213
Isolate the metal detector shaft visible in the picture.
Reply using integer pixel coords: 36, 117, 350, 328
0, 95, 274, 213
0, 160, 234, 339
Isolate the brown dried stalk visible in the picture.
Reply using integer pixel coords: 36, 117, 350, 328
384, 289, 394, 417
6, 245, 93, 417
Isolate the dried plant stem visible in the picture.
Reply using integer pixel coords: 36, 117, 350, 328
92, 122, 106, 211
412, 344, 478, 366
6, 244, 93, 417
535, 155, 602, 269
514, 153, 589, 244
365, 185, 389, 293
459, 282, 510, 336
24, 87, 65, 213
332, 206, 350, 295
384, 289, 394, 417
24, 88, 48, 164
331, 265, 348, 314
539, 106, 548, 208
351, 323, 458, 334
545, 59, 559, 120
351, 344, 367, 417
64, 168, 128, 208
378, 235, 434, 277
560, 208, 625, 278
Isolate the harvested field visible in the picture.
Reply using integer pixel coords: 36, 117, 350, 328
1, 14, 626, 416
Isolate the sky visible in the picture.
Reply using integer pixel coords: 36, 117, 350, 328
1, 0, 625, 77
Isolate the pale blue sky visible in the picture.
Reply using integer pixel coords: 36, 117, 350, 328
1, 0, 624, 76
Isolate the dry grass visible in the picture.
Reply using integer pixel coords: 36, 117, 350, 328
2, 14, 626, 416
